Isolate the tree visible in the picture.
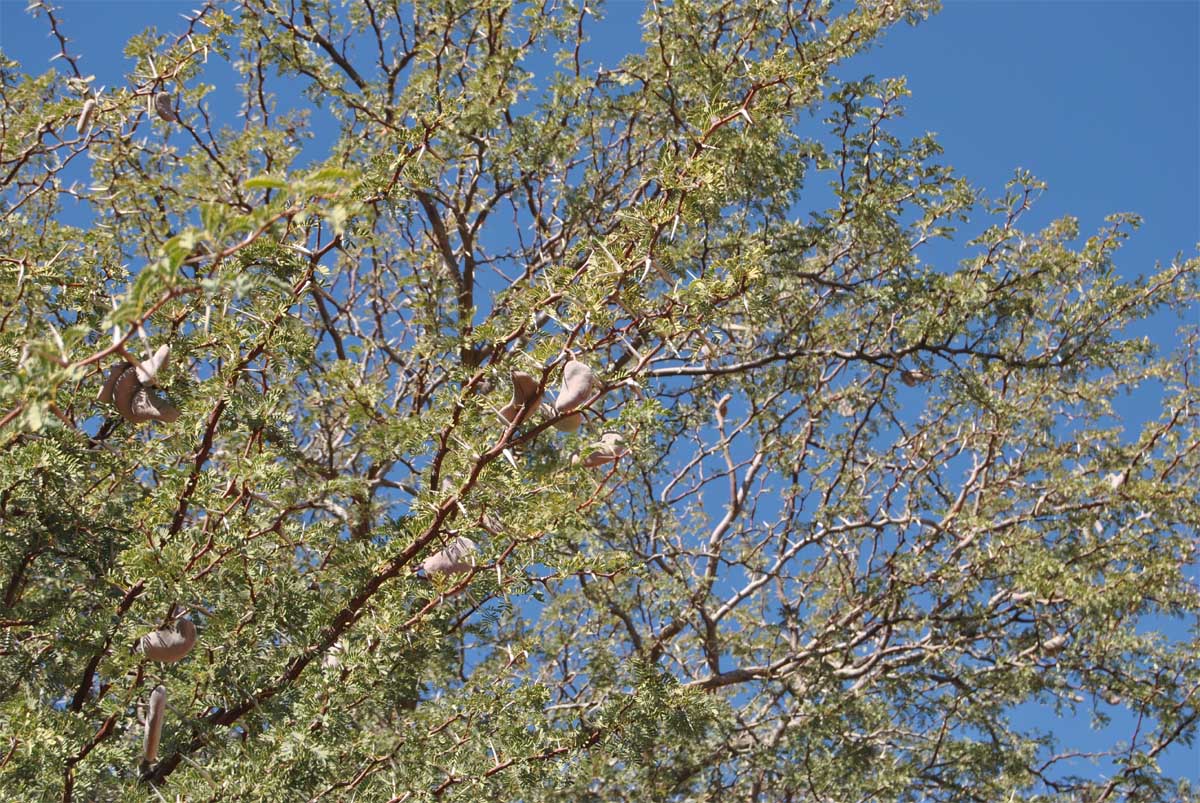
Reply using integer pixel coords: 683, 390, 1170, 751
1, 0, 1197, 800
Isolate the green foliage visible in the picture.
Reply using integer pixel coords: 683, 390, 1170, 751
0, 0, 1197, 801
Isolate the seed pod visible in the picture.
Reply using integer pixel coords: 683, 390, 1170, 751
499, 371, 541, 424
153, 91, 178, 123
111, 364, 145, 422
541, 402, 582, 432
130, 387, 180, 424
555, 413, 583, 432
97, 362, 131, 404
112, 364, 174, 424
103, 348, 180, 424
138, 618, 196, 663
554, 359, 595, 413
135, 344, 171, 385
143, 685, 166, 765
575, 432, 629, 467
420, 536, 476, 576
75, 98, 96, 134
900, 369, 932, 387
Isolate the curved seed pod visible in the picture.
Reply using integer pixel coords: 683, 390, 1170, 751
143, 685, 166, 765
131, 386, 180, 423
499, 371, 541, 424
420, 536, 476, 576
575, 432, 629, 468
541, 402, 582, 432
97, 362, 131, 404
75, 98, 96, 134
555, 412, 583, 432
153, 91, 178, 123
138, 618, 196, 663
107, 357, 180, 425
112, 364, 149, 423
554, 359, 595, 413
900, 369, 932, 387
135, 344, 171, 385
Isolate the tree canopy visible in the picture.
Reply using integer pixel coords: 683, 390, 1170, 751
1, 1, 1197, 800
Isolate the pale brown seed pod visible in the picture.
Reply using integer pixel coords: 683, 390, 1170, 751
130, 387, 180, 423
153, 91, 178, 123
135, 344, 170, 385
103, 345, 180, 424
499, 371, 541, 424
75, 98, 96, 134
112, 364, 148, 423
900, 369, 932, 387
97, 362, 130, 404
541, 402, 582, 432
138, 618, 196, 663
143, 685, 166, 765
555, 413, 583, 432
420, 536, 476, 576
574, 432, 629, 467
554, 359, 595, 413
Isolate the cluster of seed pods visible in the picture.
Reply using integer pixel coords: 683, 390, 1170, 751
94, 334, 184, 772
420, 356, 631, 584
74, 88, 178, 139
83, 85, 196, 769
135, 615, 198, 774
500, 356, 630, 467
81, 81, 631, 768
96, 338, 185, 776
549, 356, 629, 467
97, 344, 180, 424
95, 321, 629, 766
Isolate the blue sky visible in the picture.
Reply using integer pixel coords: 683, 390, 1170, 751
856, 1, 1199, 278
3, 0, 1195, 274
2, 0, 1197, 789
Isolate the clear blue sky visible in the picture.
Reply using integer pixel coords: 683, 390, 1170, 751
2, 0, 1197, 788
855, 1, 1199, 280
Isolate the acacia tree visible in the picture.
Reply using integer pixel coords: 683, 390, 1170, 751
1, 1, 1197, 800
